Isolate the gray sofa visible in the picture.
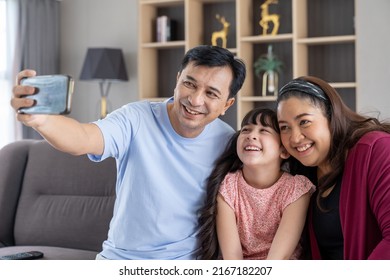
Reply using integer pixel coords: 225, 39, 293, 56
0, 140, 116, 260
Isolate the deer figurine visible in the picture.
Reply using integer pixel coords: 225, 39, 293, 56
259, 0, 280, 35
211, 14, 230, 48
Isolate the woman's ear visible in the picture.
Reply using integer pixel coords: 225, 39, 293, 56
280, 146, 290, 160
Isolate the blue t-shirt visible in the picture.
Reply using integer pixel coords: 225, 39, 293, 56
89, 98, 234, 259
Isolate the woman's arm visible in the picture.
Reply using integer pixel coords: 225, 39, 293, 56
267, 192, 311, 260
366, 136, 390, 259
216, 194, 243, 260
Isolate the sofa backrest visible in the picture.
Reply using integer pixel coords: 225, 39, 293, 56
0, 140, 116, 251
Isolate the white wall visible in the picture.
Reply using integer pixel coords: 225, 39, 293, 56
356, 0, 390, 120
59, 0, 390, 122
60, 0, 138, 123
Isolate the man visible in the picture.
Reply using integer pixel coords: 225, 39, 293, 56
11, 45, 246, 259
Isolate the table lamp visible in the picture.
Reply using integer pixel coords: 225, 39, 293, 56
80, 48, 128, 118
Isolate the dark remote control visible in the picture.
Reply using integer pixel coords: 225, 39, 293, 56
0, 251, 44, 260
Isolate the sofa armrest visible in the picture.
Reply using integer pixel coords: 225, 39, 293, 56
0, 140, 36, 246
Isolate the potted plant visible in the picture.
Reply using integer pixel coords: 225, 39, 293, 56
253, 45, 283, 96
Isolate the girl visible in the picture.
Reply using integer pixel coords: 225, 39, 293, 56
197, 108, 315, 260
276, 76, 390, 259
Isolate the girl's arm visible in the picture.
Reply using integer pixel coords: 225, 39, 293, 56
216, 194, 243, 259
267, 192, 311, 260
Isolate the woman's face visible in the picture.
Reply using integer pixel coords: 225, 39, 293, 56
277, 96, 332, 175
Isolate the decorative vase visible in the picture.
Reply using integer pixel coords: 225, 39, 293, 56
262, 70, 278, 96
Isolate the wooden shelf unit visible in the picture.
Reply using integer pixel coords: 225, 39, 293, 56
138, 0, 356, 129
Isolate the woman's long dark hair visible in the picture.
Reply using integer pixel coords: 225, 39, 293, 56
196, 108, 281, 259
277, 76, 390, 210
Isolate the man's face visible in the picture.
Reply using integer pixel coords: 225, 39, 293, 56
168, 62, 235, 138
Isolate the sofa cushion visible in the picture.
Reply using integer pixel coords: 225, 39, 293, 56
11, 141, 116, 252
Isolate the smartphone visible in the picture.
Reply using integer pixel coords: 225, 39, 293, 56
0, 251, 44, 260
19, 75, 74, 115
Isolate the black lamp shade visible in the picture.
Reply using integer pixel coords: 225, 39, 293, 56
80, 48, 128, 81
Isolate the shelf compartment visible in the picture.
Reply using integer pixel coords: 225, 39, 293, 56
335, 88, 356, 111
307, 0, 355, 37
202, 1, 236, 49
307, 42, 355, 83
157, 48, 186, 98
138, 47, 185, 100
238, 0, 292, 38
140, 1, 185, 44
252, 42, 293, 97
252, 0, 292, 36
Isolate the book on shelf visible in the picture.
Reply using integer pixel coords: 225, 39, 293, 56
156, 15, 176, 42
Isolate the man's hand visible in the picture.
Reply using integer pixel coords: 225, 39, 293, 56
10, 69, 49, 128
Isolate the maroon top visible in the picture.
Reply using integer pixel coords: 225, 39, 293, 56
308, 131, 390, 259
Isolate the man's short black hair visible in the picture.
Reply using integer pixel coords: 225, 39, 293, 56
179, 45, 246, 98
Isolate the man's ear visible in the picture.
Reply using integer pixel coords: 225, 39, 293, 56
280, 146, 290, 160
221, 97, 235, 115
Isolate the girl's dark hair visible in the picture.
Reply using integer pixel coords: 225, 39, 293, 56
196, 108, 280, 259
277, 76, 390, 210
179, 45, 246, 99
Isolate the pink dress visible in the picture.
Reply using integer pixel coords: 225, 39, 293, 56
219, 170, 315, 260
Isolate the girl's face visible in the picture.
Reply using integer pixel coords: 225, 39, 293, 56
237, 116, 285, 169
277, 96, 332, 175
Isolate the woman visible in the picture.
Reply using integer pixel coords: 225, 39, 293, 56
276, 76, 390, 259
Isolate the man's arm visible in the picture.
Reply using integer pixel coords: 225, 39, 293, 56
11, 69, 104, 156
